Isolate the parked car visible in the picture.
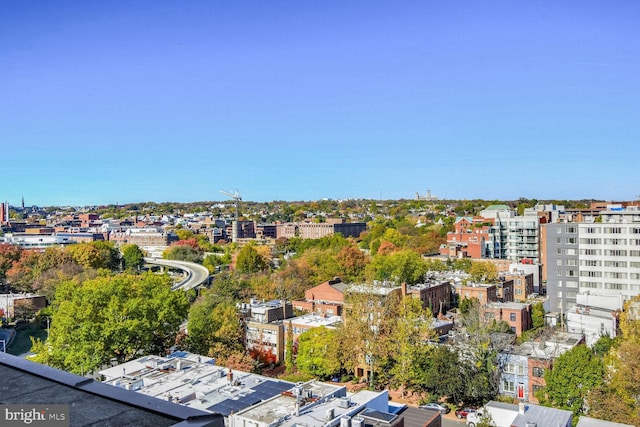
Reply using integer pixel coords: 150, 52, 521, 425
455, 407, 477, 419
419, 403, 450, 414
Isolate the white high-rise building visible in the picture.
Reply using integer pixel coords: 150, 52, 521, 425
577, 205, 640, 303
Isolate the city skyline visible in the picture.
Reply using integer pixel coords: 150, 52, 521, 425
3, 1, 640, 206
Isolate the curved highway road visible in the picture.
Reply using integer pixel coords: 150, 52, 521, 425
143, 257, 210, 290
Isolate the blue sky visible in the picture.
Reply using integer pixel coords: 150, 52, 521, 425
2, 1, 639, 206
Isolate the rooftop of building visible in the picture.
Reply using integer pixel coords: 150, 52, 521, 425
233, 385, 404, 427
503, 332, 584, 360
576, 416, 635, 427
511, 403, 572, 427
99, 351, 295, 417
486, 301, 531, 310
567, 304, 619, 320
348, 282, 401, 296
483, 204, 512, 211
0, 352, 223, 427
288, 313, 343, 328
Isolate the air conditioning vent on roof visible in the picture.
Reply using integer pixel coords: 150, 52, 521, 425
339, 397, 350, 408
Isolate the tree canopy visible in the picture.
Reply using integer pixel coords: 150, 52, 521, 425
31, 273, 189, 374
538, 344, 605, 418
296, 326, 340, 379
186, 289, 244, 358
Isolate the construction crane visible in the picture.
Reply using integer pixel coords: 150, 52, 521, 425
220, 190, 242, 242
220, 189, 242, 221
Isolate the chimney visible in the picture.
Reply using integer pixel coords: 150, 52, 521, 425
519, 401, 526, 414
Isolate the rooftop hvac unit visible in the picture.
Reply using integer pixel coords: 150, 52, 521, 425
525, 423, 537, 427
325, 408, 335, 421
340, 416, 351, 427
351, 417, 364, 427
339, 397, 350, 408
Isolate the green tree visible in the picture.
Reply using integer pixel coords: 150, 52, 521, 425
531, 302, 545, 329
285, 321, 294, 374
163, 244, 203, 263
539, 344, 604, 418
469, 261, 498, 283
414, 345, 466, 403
387, 297, 434, 397
296, 326, 340, 379
89, 241, 121, 270
121, 244, 145, 270
31, 273, 189, 374
335, 245, 368, 282
587, 297, 640, 425
175, 229, 195, 241
203, 253, 230, 273
459, 297, 478, 315
235, 243, 268, 274
366, 250, 428, 284
186, 290, 243, 358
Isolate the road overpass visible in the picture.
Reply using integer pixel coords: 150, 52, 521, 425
143, 258, 210, 291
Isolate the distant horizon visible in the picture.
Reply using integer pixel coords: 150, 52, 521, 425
3, 2, 639, 206
4, 194, 636, 210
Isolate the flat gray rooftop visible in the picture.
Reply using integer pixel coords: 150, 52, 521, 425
0, 352, 222, 427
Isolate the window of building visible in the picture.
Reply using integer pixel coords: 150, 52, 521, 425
566, 259, 577, 266
581, 271, 603, 278
581, 238, 601, 245
581, 249, 602, 256
567, 226, 577, 233
566, 237, 577, 244
566, 248, 577, 255
510, 313, 517, 321
557, 259, 563, 266
605, 249, 627, 256
532, 367, 545, 378
503, 380, 515, 393
631, 250, 640, 257
566, 281, 578, 288
605, 238, 627, 245
605, 260, 628, 268
557, 269, 563, 276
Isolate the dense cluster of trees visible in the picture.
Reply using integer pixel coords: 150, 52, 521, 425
31, 273, 189, 374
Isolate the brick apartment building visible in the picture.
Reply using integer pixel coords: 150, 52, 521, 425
485, 302, 532, 335
292, 278, 347, 316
